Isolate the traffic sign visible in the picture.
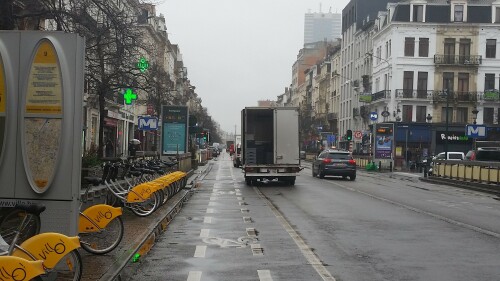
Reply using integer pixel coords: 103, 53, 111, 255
138, 116, 158, 130
370, 112, 378, 121
354, 131, 362, 139
466, 124, 487, 138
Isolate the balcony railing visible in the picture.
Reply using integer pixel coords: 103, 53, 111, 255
434, 54, 482, 66
431, 91, 479, 102
478, 90, 500, 102
395, 89, 433, 100
372, 90, 391, 102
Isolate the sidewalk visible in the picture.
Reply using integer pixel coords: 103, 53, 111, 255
80, 167, 209, 281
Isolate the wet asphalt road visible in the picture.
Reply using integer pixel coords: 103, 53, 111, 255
123, 152, 500, 281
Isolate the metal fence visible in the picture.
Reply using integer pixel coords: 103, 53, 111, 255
431, 160, 500, 185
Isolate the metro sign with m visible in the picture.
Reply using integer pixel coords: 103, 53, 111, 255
138, 117, 158, 131
466, 124, 487, 138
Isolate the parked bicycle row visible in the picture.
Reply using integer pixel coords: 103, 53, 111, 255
0, 156, 188, 281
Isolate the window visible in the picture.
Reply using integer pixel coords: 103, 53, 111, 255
486, 39, 496, 58
459, 39, 471, 63
385, 41, 389, 59
443, 72, 454, 92
454, 5, 464, 22
444, 38, 456, 64
405, 37, 415, 57
441, 107, 453, 122
456, 107, 468, 123
417, 72, 428, 98
458, 73, 469, 92
403, 71, 414, 97
496, 7, 500, 23
484, 107, 494, 124
413, 5, 424, 22
402, 105, 413, 122
416, 106, 427, 122
388, 40, 392, 57
485, 74, 495, 90
419, 38, 429, 57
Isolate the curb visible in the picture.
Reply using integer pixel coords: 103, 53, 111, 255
420, 176, 500, 196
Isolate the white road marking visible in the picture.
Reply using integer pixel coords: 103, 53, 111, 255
187, 271, 202, 281
204, 217, 212, 224
194, 245, 206, 257
206, 208, 214, 213
258, 270, 273, 281
200, 229, 210, 238
254, 187, 337, 281
208, 201, 216, 206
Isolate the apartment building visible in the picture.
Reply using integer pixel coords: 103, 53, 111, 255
366, 0, 500, 158
340, 0, 400, 141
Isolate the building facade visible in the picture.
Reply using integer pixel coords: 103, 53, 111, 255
304, 10, 342, 44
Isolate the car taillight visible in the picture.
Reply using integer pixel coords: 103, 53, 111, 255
323, 159, 332, 164
349, 159, 356, 165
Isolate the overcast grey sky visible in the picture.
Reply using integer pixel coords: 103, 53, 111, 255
157, 0, 350, 134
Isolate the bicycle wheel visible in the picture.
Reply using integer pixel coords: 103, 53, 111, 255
129, 192, 159, 217
39, 249, 82, 281
0, 209, 40, 245
80, 216, 124, 255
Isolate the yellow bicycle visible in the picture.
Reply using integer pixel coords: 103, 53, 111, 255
0, 204, 82, 281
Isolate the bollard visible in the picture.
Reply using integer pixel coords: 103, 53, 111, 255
389, 161, 393, 172
379, 161, 382, 171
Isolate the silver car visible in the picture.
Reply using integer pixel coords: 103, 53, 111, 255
312, 149, 356, 180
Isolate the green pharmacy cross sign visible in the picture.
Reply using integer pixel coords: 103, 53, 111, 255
137, 57, 149, 73
123, 88, 137, 105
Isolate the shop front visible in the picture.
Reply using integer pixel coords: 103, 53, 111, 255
394, 123, 432, 168
431, 125, 473, 156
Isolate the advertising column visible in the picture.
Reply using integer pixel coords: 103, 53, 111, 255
374, 123, 394, 167
161, 105, 188, 155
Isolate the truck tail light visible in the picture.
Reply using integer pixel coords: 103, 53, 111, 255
245, 167, 255, 172
323, 159, 332, 164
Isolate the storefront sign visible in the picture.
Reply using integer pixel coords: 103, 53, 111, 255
436, 131, 471, 144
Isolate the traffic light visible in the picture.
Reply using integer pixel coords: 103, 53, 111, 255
203, 131, 208, 141
346, 130, 353, 141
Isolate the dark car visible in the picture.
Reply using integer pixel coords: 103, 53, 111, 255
312, 149, 356, 180
465, 147, 500, 162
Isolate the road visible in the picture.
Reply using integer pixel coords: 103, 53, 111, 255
123, 152, 500, 281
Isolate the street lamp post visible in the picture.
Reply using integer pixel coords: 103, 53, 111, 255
444, 89, 449, 157
472, 106, 479, 149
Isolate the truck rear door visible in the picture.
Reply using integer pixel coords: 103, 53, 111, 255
274, 108, 299, 164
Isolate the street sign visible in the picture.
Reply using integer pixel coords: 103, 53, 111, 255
466, 124, 487, 138
138, 116, 158, 130
381, 111, 390, 117
354, 131, 362, 139
370, 112, 378, 121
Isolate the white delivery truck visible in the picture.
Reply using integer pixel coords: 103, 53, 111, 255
241, 107, 301, 185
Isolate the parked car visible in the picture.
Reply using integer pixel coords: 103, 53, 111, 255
312, 149, 356, 180
432, 151, 465, 161
465, 147, 500, 162
428, 151, 465, 175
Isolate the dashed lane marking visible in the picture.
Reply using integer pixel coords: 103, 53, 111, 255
206, 208, 214, 213
258, 270, 273, 281
204, 217, 212, 224
187, 271, 202, 281
200, 229, 210, 238
254, 187, 337, 281
194, 245, 206, 258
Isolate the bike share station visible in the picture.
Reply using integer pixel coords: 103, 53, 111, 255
0, 31, 85, 236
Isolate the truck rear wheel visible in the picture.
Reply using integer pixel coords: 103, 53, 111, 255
245, 177, 252, 186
